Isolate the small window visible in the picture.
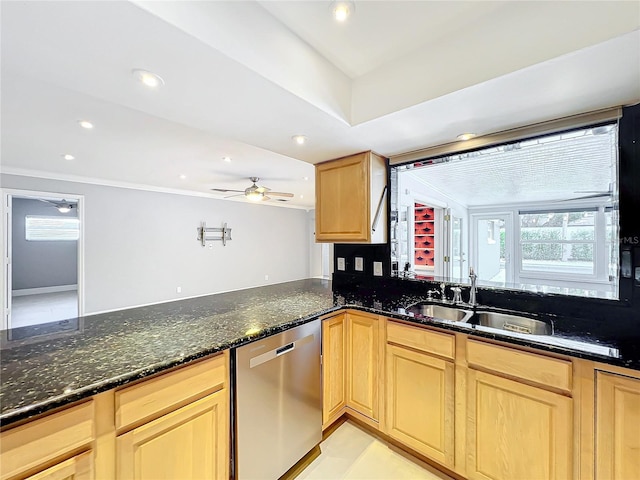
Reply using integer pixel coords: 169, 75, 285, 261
25, 216, 79, 241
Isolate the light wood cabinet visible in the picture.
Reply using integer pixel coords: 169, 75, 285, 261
117, 389, 228, 480
595, 371, 640, 480
116, 352, 229, 480
386, 343, 455, 467
322, 314, 347, 428
315, 151, 387, 243
466, 369, 573, 480
346, 311, 380, 421
25, 452, 93, 480
0, 401, 94, 480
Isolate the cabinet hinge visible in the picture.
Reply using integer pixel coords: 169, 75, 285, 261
444, 214, 451, 221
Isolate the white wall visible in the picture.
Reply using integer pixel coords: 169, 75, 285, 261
1, 174, 312, 315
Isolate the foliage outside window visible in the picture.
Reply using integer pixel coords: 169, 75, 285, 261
519, 211, 596, 276
25, 216, 79, 241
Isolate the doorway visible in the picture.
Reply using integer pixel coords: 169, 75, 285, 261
472, 213, 513, 284
3, 189, 84, 329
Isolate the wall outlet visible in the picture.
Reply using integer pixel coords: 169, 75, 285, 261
176, 286, 182, 293
373, 261, 383, 276
355, 257, 364, 271
337, 257, 346, 271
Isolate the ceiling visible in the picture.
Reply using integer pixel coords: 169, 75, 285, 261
403, 126, 617, 207
1, 1, 638, 209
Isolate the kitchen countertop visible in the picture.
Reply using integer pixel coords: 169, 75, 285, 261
2, 277, 638, 428
0, 279, 336, 426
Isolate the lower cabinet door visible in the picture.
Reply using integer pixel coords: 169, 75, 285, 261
385, 344, 455, 468
466, 370, 572, 480
596, 371, 640, 480
25, 451, 93, 480
117, 389, 228, 480
322, 314, 347, 427
346, 312, 379, 421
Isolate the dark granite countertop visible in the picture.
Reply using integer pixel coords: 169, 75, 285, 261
2, 277, 638, 428
0, 279, 337, 426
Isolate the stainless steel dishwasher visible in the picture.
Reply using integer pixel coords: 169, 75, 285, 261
235, 320, 321, 479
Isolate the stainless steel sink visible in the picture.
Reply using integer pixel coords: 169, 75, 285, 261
473, 311, 553, 335
407, 303, 473, 323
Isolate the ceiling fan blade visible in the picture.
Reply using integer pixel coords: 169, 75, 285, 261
560, 192, 612, 202
268, 192, 294, 198
224, 193, 246, 199
262, 196, 271, 201
212, 188, 245, 193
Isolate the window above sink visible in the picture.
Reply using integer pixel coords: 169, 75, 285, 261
390, 113, 621, 301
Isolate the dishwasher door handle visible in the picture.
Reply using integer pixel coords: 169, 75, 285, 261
276, 342, 295, 356
249, 333, 315, 368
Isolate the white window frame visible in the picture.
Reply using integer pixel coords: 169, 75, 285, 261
516, 207, 612, 284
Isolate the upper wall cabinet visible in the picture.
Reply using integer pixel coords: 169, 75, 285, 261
315, 151, 387, 243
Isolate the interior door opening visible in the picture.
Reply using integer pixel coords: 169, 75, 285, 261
473, 214, 512, 284
3, 190, 83, 330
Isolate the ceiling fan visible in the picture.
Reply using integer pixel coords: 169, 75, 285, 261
563, 183, 615, 202
38, 198, 76, 213
211, 177, 294, 202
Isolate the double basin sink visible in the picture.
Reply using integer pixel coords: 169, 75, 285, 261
407, 303, 553, 336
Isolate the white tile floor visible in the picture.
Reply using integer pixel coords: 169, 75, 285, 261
10, 291, 78, 328
297, 421, 453, 480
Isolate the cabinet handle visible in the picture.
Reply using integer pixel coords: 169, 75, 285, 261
372, 185, 387, 233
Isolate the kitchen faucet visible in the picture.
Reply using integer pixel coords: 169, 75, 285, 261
468, 267, 478, 307
440, 283, 448, 302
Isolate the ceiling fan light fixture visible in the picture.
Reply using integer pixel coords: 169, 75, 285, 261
246, 191, 264, 202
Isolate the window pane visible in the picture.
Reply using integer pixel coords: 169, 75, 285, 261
25, 216, 79, 241
521, 243, 594, 274
520, 211, 595, 242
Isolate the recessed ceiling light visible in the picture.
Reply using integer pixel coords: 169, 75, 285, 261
179, 174, 187, 180
222, 156, 232, 163
78, 120, 94, 129
132, 69, 165, 89
331, 1, 355, 22
457, 133, 477, 141
300, 195, 304, 199
62, 154, 75, 161
303, 176, 309, 181
292, 135, 307, 145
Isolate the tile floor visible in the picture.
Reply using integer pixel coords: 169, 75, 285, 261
297, 421, 453, 480
10, 290, 78, 328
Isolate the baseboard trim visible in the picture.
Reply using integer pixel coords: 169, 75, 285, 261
12, 285, 78, 297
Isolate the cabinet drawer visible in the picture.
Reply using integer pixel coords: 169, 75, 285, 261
386, 321, 455, 360
467, 340, 572, 392
1, 401, 94, 480
115, 352, 226, 431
